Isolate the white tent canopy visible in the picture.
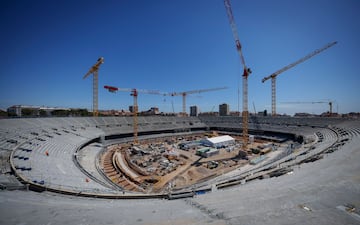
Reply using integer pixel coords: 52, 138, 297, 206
201, 135, 235, 148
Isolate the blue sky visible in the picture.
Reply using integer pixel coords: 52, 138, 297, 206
1, 0, 359, 115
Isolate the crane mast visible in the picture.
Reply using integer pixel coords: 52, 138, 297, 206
83, 57, 104, 117
262, 41, 337, 116
224, 0, 251, 148
131, 89, 139, 144
104, 85, 161, 144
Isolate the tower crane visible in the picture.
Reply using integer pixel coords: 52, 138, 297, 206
262, 41, 337, 116
282, 101, 334, 115
104, 85, 161, 144
224, 0, 252, 148
83, 57, 104, 117
252, 102, 257, 115
165, 87, 228, 116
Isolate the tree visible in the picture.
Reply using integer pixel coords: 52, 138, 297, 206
0, 109, 8, 118
51, 110, 69, 117
69, 108, 89, 117
21, 108, 37, 117
39, 109, 47, 117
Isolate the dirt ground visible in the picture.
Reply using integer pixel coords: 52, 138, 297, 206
111, 133, 273, 193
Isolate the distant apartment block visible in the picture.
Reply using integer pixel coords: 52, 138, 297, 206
219, 103, 230, 116
190, 106, 199, 117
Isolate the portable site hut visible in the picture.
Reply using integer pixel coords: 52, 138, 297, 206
204, 148, 219, 157
196, 147, 211, 156
201, 135, 235, 148
196, 147, 219, 158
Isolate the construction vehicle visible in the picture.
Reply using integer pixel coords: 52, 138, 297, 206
224, 0, 251, 149
104, 85, 162, 144
204, 131, 218, 138
262, 42, 337, 116
83, 57, 104, 117
164, 87, 227, 116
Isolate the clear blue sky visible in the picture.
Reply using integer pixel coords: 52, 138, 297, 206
1, 0, 359, 115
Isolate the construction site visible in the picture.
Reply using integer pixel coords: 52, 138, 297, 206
1, 0, 359, 225
84, 0, 339, 195
100, 131, 291, 193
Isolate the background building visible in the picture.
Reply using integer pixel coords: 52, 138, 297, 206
129, 105, 134, 113
140, 107, 160, 116
8, 105, 39, 117
219, 103, 230, 116
190, 106, 199, 117
7, 105, 70, 117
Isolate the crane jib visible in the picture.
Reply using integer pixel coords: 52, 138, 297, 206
262, 41, 337, 82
